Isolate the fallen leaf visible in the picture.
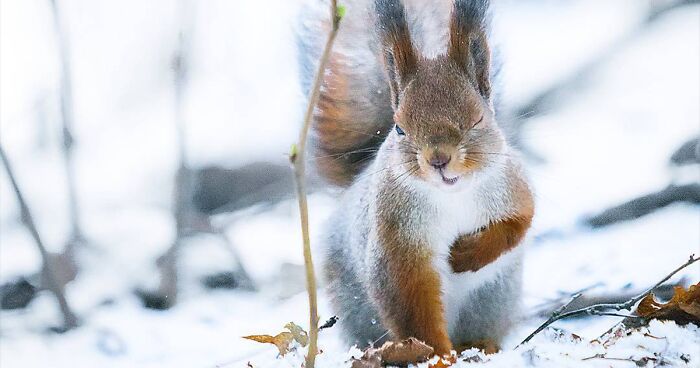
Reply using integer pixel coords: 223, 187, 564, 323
351, 338, 434, 367
380, 338, 434, 365
284, 322, 309, 347
243, 332, 294, 355
351, 348, 382, 368
635, 283, 700, 325
429, 354, 456, 368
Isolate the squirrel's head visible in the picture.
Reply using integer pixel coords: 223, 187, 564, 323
376, 0, 504, 189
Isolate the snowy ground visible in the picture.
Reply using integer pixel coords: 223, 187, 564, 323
1, 0, 699, 367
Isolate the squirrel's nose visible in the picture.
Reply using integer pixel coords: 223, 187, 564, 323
428, 153, 451, 170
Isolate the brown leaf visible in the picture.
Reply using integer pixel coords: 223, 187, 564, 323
351, 338, 435, 367
351, 348, 382, 368
380, 338, 434, 365
429, 354, 457, 368
635, 283, 700, 325
284, 322, 309, 347
243, 332, 294, 355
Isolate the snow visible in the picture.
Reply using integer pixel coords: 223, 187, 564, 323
1, 0, 699, 367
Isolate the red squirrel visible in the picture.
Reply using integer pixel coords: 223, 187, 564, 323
299, 0, 534, 355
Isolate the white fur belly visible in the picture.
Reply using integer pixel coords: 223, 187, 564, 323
435, 246, 523, 338
416, 166, 519, 337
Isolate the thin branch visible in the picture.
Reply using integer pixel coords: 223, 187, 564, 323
289, 1, 342, 367
531, 281, 681, 318
519, 293, 582, 346
150, 0, 194, 309
49, 0, 84, 245
0, 145, 78, 330
518, 254, 699, 347
211, 228, 257, 291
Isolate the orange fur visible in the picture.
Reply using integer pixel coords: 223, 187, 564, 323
376, 216, 453, 355
313, 57, 390, 186
449, 215, 530, 273
449, 180, 533, 273
382, 248, 453, 355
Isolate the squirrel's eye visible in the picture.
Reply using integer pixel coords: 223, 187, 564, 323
473, 115, 484, 127
395, 125, 405, 136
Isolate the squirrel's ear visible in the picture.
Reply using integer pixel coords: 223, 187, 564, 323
448, 0, 491, 100
376, 0, 417, 110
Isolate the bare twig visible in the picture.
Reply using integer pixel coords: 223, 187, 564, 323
582, 353, 657, 366
149, 0, 194, 309
48, 0, 84, 245
289, 1, 343, 366
211, 228, 256, 291
0, 145, 78, 330
531, 281, 681, 318
518, 254, 699, 347
519, 292, 582, 346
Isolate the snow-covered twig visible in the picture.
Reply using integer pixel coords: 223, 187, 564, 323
531, 281, 681, 318
518, 254, 699, 347
0, 145, 79, 330
288, 1, 343, 366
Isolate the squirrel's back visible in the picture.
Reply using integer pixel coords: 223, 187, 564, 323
299, 0, 468, 186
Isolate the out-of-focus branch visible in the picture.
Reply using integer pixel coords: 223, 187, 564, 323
518, 254, 698, 347
49, 0, 84, 246
152, 10, 194, 309
670, 137, 699, 166
508, 0, 699, 141
289, 1, 343, 366
0, 145, 78, 330
585, 184, 700, 228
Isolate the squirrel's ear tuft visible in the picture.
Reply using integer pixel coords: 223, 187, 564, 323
376, 0, 417, 110
448, 0, 491, 100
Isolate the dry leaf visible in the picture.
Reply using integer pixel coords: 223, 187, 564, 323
635, 283, 700, 325
351, 337, 435, 367
429, 354, 457, 368
380, 338, 434, 365
351, 348, 382, 368
243, 332, 294, 355
284, 322, 309, 347
243, 321, 311, 356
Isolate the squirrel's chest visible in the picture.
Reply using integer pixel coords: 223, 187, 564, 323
424, 184, 515, 333
426, 185, 492, 255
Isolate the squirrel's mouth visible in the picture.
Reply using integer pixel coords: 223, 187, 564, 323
439, 170, 460, 185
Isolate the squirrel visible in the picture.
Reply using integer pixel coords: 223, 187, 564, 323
298, 0, 534, 355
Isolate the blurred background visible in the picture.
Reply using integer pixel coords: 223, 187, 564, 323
0, 0, 698, 367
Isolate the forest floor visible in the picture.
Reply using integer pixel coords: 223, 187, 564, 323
1, 0, 698, 367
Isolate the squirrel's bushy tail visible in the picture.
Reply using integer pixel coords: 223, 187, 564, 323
298, 0, 395, 187
297, 0, 494, 187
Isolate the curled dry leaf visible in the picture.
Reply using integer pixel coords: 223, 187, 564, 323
381, 338, 434, 365
243, 322, 311, 356
284, 322, 309, 347
351, 337, 434, 367
243, 332, 294, 355
635, 282, 700, 325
